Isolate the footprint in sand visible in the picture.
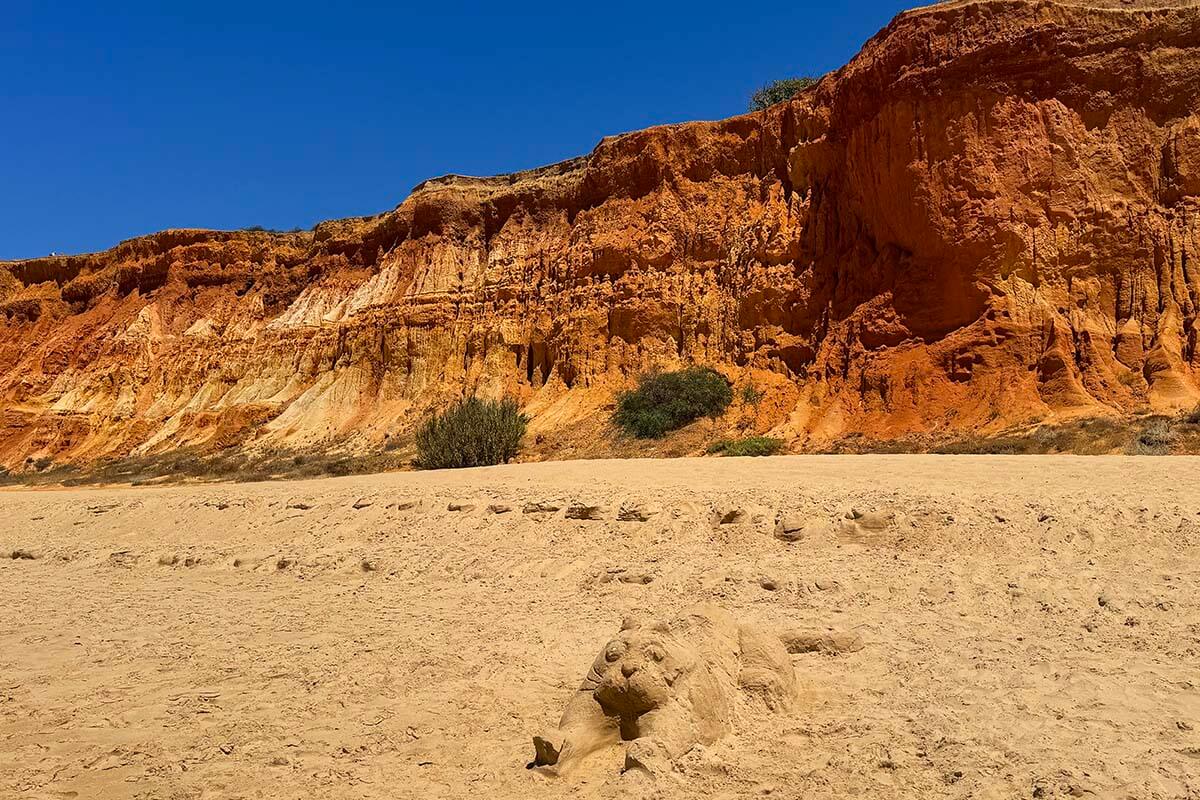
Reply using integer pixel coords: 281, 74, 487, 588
713, 507, 748, 525
779, 628, 865, 655
774, 514, 836, 543
10, 549, 37, 561
107, 551, 138, 568
842, 508, 895, 530
714, 504, 775, 527
158, 553, 201, 568
838, 508, 901, 543
565, 504, 605, 521
599, 568, 655, 585
617, 502, 659, 522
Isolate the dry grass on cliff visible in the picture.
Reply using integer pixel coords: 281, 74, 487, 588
830, 411, 1200, 457
0, 447, 410, 488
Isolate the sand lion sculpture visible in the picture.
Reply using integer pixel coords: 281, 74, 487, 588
531, 604, 797, 778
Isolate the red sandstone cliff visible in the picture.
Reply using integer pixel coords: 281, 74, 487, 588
4, 0, 1200, 468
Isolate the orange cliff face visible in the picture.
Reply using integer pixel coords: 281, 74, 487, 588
4, 0, 1200, 468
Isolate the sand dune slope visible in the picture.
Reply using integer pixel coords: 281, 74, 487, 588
2, 456, 1200, 799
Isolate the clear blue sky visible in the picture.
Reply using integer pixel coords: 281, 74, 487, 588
2, 1, 910, 259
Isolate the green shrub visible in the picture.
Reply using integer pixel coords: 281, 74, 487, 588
614, 367, 733, 439
740, 383, 764, 407
707, 436, 784, 457
749, 77, 819, 111
414, 396, 529, 469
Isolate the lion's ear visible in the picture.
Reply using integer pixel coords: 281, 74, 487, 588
620, 614, 645, 631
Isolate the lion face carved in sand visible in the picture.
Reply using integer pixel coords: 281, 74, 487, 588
531, 605, 796, 780
588, 626, 693, 725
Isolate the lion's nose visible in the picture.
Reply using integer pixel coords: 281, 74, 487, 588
621, 663, 638, 678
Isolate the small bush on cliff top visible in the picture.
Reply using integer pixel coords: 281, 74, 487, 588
240, 225, 305, 234
414, 396, 529, 470
614, 367, 733, 439
749, 77, 819, 111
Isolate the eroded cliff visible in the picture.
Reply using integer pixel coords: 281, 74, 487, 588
5, 0, 1200, 468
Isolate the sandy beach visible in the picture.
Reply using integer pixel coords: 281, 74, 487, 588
2, 456, 1199, 799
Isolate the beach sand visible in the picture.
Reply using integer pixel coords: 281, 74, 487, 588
2, 456, 1199, 799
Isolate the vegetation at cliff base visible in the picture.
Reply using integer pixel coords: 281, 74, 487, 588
414, 396, 529, 469
1125, 416, 1175, 455
614, 367, 733, 439
1186, 404, 1200, 425
749, 76, 819, 111
707, 436, 785, 457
